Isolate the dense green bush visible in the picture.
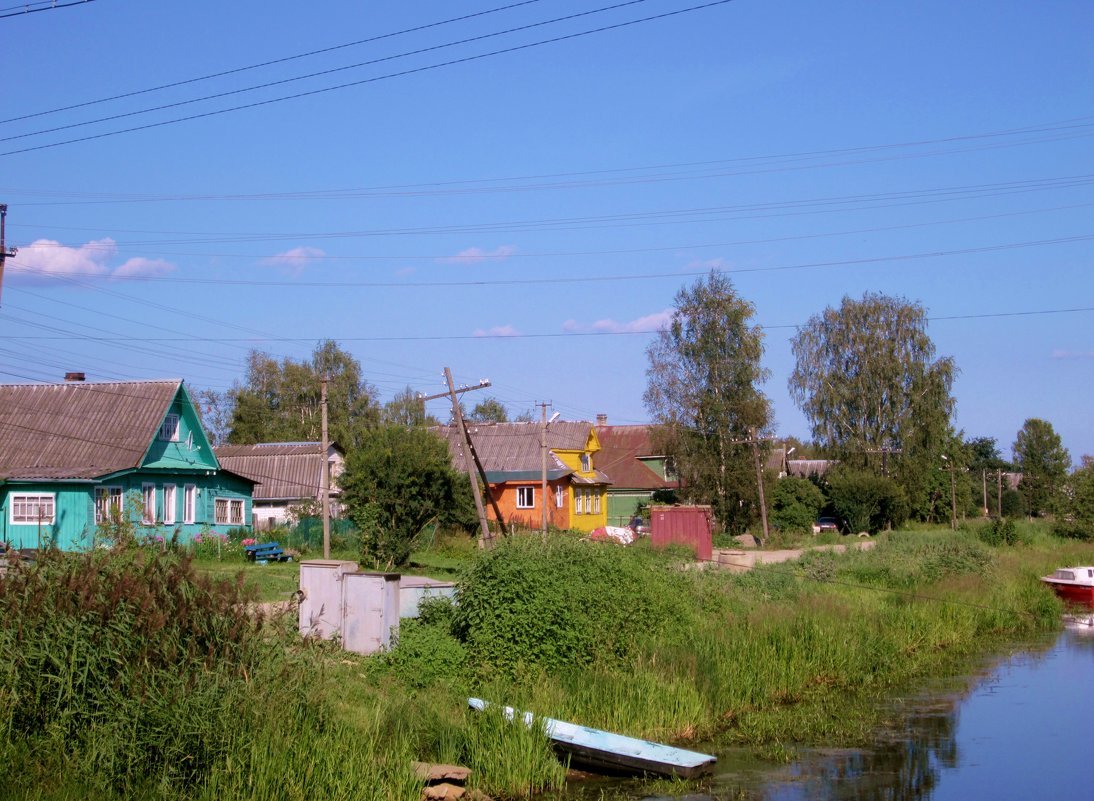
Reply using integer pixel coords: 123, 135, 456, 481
0, 547, 265, 794
978, 517, 1024, 547
770, 477, 826, 534
827, 469, 909, 533
451, 536, 687, 675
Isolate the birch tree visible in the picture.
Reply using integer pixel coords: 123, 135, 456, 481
788, 292, 956, 516
644, 273, 771, 532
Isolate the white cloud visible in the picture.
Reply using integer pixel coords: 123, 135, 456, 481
112, 257, 175, 278
15, 238, 116, 279
439, 245, 517, 265
564, 308, 673, 334
261, 246, 326, 270
473, 324, 520, 337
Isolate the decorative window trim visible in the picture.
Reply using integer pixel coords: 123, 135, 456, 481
575, 488, 584, 514
159, 413, 180, 442
163, 484, 177, 525
183, 484, 197, 525
215, 498, 230, 525
593, 490, 601, 514
516, 486, 535, 509
229, 499, 244, 526
142, 483, 156, 524
94, 486, 123, 524
10, 493, 55, 525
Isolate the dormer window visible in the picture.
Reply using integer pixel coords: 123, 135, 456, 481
159, 413, 180, 442
581, 453, 591, 472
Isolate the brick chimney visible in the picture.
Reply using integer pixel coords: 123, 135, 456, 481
64, 372, 86, 382
596, 413, 607, 426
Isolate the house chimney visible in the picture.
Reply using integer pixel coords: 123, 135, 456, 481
64, 372, 86, 382
596, 413, 607, 426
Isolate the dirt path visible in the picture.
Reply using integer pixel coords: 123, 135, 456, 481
712, 539, 876, 572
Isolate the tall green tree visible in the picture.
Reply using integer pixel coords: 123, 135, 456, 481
227, 341, 380, 449
644, 273, 771, 532
382, 386, 438, 427
788, 292, 956, 517
469, 397, 509, 423
1013, 418, 1071, 516
340, 425, 473, 567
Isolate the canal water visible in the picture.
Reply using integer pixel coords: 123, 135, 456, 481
563, 625, 1094, 800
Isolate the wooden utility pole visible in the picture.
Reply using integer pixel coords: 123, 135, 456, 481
997, 469, 1004, 517
320, 377, 331, 558
538, 401, 552, 537
0, 204, 16, 307
748, 427, 770, 545
982, 469, 988, 517
441, 369, 495, 548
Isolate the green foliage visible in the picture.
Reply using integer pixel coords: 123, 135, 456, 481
1013, 418, 1071, 516
227, 341, 381, 450
839, 530, 993, 588
644, 272, 772, 532
770, 477, 826, 534
341, 425, 473, 568
788, 292, 956, 517
0, 547, 265, 794
1055, 461, 1094, 540
469, 397, 509, 423
826, 468, 908, 533
452, 537, 686, 675
382, 385, 439, 427
381, 617, 468, 689
977, 517, 1025, 547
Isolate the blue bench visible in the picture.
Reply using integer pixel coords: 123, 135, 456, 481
244, 542, 292, 564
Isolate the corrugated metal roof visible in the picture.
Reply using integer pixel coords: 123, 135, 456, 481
595, 425, 677, 491
214, 442, 333, 501
433, 421, 593, 474
0, 380, 180, 480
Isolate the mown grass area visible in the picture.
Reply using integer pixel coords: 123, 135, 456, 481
3, 522, 1089, 801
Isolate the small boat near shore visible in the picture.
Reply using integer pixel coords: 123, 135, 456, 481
1041, 566, 1094, 607
467, 697, 717, 779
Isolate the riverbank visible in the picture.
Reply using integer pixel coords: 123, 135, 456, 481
2, 523, 1089, 800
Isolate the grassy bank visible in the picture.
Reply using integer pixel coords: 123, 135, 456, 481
2, 523, 1086, 800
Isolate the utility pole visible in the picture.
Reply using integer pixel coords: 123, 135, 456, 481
982, 469, 988, 517
538, 401, 554, 537
748, 427, 770, 545
320, 376, 330, 559
0, 204, 16, 307
997, 469, 1004, 518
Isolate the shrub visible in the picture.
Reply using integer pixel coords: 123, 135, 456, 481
770, 477, 826, 534
827, 469, 908, 533
0, 547, 265, 794
452, 537, 686, 675
381, 617, 468, 689
978, 517, 1021, 547
840, 531, 993, 588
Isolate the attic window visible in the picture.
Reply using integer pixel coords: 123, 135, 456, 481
581, 453, 591, 472
159, 413, 180, 442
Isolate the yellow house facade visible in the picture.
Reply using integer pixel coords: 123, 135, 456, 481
552, 426, 609, 532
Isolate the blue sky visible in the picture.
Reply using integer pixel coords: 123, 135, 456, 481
2, 0, 1092, 461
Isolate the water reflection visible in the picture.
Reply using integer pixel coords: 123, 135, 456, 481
562, 630, 1094, 800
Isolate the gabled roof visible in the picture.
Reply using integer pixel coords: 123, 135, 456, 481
214, 442, 340, 501
0, 380, 183, 480
595, 425, 677, 490
433, 421, 608, 482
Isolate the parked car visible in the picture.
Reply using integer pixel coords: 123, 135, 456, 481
812, 516, 841, 535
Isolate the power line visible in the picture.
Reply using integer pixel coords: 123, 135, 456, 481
0, 0, 94, 20
11, 232, 1092, 289
1, 0, 659, 145
0, 0, 547, 124
4, 305, 1092, 344
0, 0, 737, 157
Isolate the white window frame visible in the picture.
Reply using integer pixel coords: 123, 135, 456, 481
581, 453, 591, 472
555, 485, 564, 508
10, 493, 55, 525
229, 498, 244, 526
142, 483, 156, 524
94, 486, 123, 524
516, 486, 535, 509
163, 484, 176, 525
593, 490, 601, 514
183, 484, 196, 524
159, 413, 180, 442
575, 488, 584, 514
214, 498, 230, 525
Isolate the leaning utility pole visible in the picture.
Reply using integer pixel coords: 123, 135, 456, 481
0, 205, 17, 307
320, 376, 331, 559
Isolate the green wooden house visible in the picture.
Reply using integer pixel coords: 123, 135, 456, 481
0, 379, 254, 551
